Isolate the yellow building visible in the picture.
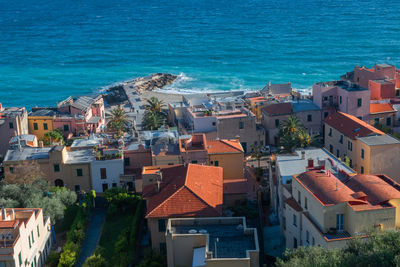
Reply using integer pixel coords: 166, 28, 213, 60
284, 170, 400, 250
28, 109, 55, 139
166, 217, 259, 267
3, 145, 92, 192
207, 139, 244, 180
325, 111, 400, 182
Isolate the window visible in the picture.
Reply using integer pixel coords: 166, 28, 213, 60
76, 168, 83, 177
112, 183, 117, 188
297, 191, 301, 204
306, 230, 310, 244
74, 185, 80, 191
191, 160, 198, 164
357, 116, 362, 120
397, 89, 400, 97
37, 225, 40, 237
324, 112, 329, 118
124, 157, 130, 166
54, 164, 60, 172
102, 183, 108, 192
43, 123, 48, 130
361, 148, 364, 159
357, 98, 362, 107
100, 168, 107, 179
323, 96, 328, 101
31, 230, 34, 243
212, 122, 216, 126
339, 96, 342, 104
33, 123, 38, 130
336, 214, 344, 231
304, 197, 308, 210
348, 141, 352, 151
387, 117, 392, 126
374, 118, 380, 124
294, 237, 298, 249
214, 161, 219, 166
9, 167, 14, 174
63, 124, 69, 131
361, 166, 364, 174
329, 144, 333, 153
19, 252, 22, 266
275, 119, 280, 127
312, 237, 315, 246
349, 159, 353, 167
9, 122, 14, 129
293, 214, 297, 227
328, 128, 332, 137
29, 235, 31, 248
239, 121, 244, 129
336, 149, 340, 158
307, 114, 312, 122
158, 219, 166, 232
339, 135, 343, 144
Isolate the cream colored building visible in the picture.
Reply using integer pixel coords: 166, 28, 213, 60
284, 169, 400, 250
0, 208, 52, 267
166, 217, 259, 267
325, 111, 400, 182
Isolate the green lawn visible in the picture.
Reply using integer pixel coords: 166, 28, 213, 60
98, 214, 134, 262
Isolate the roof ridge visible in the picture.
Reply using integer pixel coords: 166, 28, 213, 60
219, 139, 242, 152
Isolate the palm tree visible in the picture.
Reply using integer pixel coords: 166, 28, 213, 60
279, 133, 298, 153
109, 107, 128, 133
280, 115, 304, 135
143, 111, 164, 130
144, 97, 166, 115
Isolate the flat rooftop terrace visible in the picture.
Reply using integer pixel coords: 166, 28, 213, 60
171, 223, 256, 258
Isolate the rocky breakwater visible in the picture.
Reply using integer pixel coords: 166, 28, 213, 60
103, 73, 177, 105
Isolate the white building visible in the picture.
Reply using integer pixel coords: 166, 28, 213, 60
0, 208, 52, 267
90, 149, 124, 193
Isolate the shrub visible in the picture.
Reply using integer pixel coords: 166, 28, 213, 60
47, 251, 60, 267
82, 248, 108, 267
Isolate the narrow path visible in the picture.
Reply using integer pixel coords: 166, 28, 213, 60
76, 209, 106, 267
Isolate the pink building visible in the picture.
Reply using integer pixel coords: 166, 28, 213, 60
179, 133, 208, 164
312, 80, 370, 121
342, 63, 400, 98
56, 95, 105, 135
123, 143, 152, 177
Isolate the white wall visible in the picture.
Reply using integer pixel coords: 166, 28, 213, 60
90, 158, 124, 192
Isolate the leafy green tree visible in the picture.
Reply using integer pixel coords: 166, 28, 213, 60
83, 253, 108, 267
44, 129, 64, 145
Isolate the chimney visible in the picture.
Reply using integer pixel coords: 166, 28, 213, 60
156, 181, 161, 192
307, 158, 314, 168
301, 151, 305, 160
1, 206, 6, 220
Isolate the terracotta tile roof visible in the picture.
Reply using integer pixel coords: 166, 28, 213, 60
285, 197, 303, 212
370, 103, 396, 114
261, 102, 292, 116
144, 164, 223, 218
325, 112, 384, 139
296, 170, 362, 206
223, 179, 248, 194
207, 139, 244, 154
345, 174, 400, 205
0, 221, 18, 229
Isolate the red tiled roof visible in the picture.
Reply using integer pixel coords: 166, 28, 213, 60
144, 164, 223, 218
295, 170, 363, 206
285, 197, 303, 212
223, 179, 248, 194
370, 103, 396, 114
261, 102, 292, 116
0, 221, 18, 229
325, 112, 384, 139
345, 174, 400, 205
207, 139, 244, 154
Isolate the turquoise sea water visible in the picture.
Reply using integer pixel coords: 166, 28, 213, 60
1, 0, 400, 108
